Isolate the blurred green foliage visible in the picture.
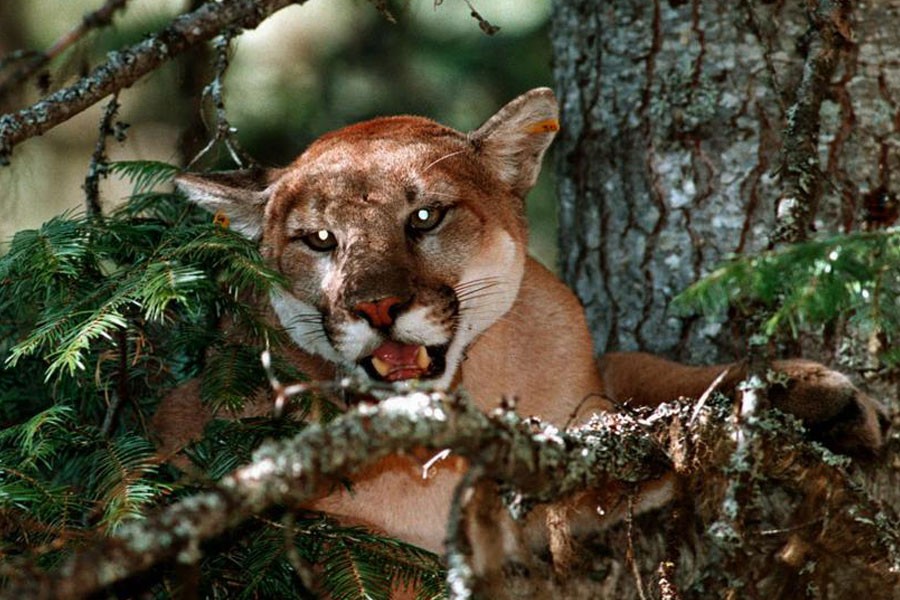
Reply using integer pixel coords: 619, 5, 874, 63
3, 0, 558, 264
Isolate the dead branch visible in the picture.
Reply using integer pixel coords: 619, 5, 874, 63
82, 92, 124, 217
772, 0, 852, 245
187, 30, 254, 169
0, 0, 306, 166
0, 0, 129, 101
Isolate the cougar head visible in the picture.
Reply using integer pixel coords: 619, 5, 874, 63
176, 88, 559, 389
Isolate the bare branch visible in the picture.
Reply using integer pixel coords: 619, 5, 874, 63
187, 30, 254, 169
0, 0, 306, 166
463, 0, 501, 36
433, 0, 500, 35
82, 93, 125, 217
0, 0, 129, 101
4, 387, 897, 598
772, 0, 853, 245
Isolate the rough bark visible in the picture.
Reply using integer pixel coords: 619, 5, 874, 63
551, 0, 900, 364
550, 3, 900, 597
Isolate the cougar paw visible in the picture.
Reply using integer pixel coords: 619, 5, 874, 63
768, 360, 890, 456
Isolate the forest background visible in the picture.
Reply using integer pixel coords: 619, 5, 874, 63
0, 0, 560, 265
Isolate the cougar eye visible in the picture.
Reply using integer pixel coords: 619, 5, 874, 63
408, 206, 447, 233
300, 229, 338, 252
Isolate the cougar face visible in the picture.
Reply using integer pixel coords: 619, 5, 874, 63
176, 90, 559, 389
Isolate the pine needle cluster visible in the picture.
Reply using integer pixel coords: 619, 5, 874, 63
673, 229, 900, 364
0, 161, 446, 598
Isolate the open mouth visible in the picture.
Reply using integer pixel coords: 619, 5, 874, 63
360, 341, 447, 383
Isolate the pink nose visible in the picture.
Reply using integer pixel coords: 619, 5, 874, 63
354, 296, 404, 328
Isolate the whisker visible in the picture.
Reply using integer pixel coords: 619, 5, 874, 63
455, 276, 501, 289
300, 332, 330, 344
286, 311, 324, 322
290, 318, 325, 326
422, 150, 466, 173
456, 280, 500, 292
457, 280, 502, 293
455, 284, 502, 300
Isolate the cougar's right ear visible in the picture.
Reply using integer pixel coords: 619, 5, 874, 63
175, 168, 278, 240
469, 87, 559, 198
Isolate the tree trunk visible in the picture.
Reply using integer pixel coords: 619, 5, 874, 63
550, 3, 900, 598
551, 0, 900, 364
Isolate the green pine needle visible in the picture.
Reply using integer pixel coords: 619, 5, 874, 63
673, 229, 900, 361
0, 174, 451, 596
90, 434, 170, 532
108, 161, 179, 195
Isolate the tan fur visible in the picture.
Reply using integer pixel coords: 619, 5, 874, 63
155, 89, 887, 564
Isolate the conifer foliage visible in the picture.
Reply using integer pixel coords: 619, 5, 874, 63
674, 230, 900, 364
0, 161, 445, 598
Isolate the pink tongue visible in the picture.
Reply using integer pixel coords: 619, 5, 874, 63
372, 341, 421, 367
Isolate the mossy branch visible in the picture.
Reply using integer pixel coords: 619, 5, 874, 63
0, 391, 666, 599
772, 0, 852, 246
3, 390, 897, 599
0, 0, 129, 102
0, 0, 307, 165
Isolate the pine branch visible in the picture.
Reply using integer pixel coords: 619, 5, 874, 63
672, 229, 900, 361
108, 161, 180, 196
0, 0, 308, 165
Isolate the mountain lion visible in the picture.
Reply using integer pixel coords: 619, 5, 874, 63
155, 88, 888, 557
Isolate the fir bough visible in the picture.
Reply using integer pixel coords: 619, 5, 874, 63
0, 161, 447, 598
673, 229, 900, 362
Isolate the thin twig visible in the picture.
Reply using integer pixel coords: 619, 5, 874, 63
433, 0, 499, 35
0, 0, 129, 101
367, 0, 397, 24
82, 92, 126, 217
625, 493, 649, 600
100, 324, 130, 437
187, 30, 254, 169
277, 513, 323, 597
689, 366, 730, 424
463, 0, 500, 35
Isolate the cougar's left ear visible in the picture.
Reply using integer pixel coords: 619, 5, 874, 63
469, 87, 560, 198
175, 167, 278, 240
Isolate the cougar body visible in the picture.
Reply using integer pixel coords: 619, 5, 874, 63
158, 88, 887, 555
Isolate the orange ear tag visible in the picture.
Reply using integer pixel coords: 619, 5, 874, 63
526, 118, 560, 134
213, 210, 230, 229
